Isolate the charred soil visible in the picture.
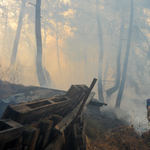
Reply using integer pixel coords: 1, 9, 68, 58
84, 108, 150, 150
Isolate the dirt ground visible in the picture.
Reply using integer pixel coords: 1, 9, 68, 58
84, 107, 150, 150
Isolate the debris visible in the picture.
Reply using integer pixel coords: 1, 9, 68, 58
0, 78, 103, 150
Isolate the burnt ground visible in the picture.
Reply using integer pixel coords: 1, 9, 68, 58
0, 81, 66, 100
84, 106, 128, 138
84, 106, 150, 150
0, 81, 66, 118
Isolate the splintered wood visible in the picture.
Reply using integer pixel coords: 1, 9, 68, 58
0, 78, 97, 150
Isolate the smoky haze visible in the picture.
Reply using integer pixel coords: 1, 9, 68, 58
0, 0, 150, 130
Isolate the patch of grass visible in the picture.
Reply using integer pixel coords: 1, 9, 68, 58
84, 116, 106, 139
86, 125, 150, 150
84, 114, 150, 150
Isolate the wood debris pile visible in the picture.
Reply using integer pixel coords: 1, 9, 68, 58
0, 78, 106, 150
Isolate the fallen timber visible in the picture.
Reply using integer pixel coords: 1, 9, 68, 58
0, 78, 106, 150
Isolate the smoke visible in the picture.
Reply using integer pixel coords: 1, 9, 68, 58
100, 95, 150, 135
0, 0, 150, 127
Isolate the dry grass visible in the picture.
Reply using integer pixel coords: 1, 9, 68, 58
84, 113, 150, 150
85, 125, 150, 150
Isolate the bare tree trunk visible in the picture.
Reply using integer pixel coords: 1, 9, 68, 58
96, 0, 104, 102
2, 8, 8, 52
106, 9, 125, 98
78, 59, 81, 82
11, 0, 26, 64
103, 56, 108, 91
83, 34, 88, 83
43, 67, 51, 88
56, 21, 63, 84
69, 49, 72, 83
92, 52, 96, 75
35, 0, 48, 87
115, 0, 134, 108
43, 23, 46, 46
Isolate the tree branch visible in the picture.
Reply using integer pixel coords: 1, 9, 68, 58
28, 2, 36, 7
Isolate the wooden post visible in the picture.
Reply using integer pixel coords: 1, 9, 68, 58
36, 119, 53, 149
73, 78, 97, 124
21, 127, 40, 150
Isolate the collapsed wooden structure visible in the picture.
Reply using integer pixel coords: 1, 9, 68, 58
0, 78, 106, 150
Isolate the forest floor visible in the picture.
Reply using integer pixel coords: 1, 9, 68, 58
0, 81, 150, 150
84, 107, 150, 150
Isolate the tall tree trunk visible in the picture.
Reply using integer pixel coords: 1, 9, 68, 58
78, 60, 81, 82
11, 0, 26, 64
43, 23, 46, 46
56, 21, 63, 84
43, 67, 51, 88
115, 0, 134, 108
1, 8, 8, 65
106, 9, 125, 97
103, 56, 108, 91
92, 52, 96, 75
69, 49, 72, 83
96, 0, 104, 102
2, 8, 8, 52
35, 0, 48, 87
83, 35, 88, 83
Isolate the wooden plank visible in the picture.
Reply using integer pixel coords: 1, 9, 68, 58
0, 143, 5, 150
36, 119, 53, 149
73, 122, 86, 150
0, 119, 24, 144
16, 136, 23, 150
61, 94, 85, 117
65, 85, 81, 100
85, 92, 95, 106
3, 136, 23, 150
21, 127, 40, 150
54, 102, 82, 132
44, 134, 64, 150
73, 78, 97, 124
71, 85, 89, 108
47, 115, 62, 126
2, 99, 71, 125
61, 85, 90, 117
54, 90, 96, 133
88, 101, 107, 107
63, 79, 97, 149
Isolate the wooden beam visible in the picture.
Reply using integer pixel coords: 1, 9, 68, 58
21, 127, 40, 150
0, 119, 24, 145
2, 99, 71, 125
54, 87, 96, 133
36, 119, 53, 149
44, 133, 64, 150
73, 78, 97, 124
